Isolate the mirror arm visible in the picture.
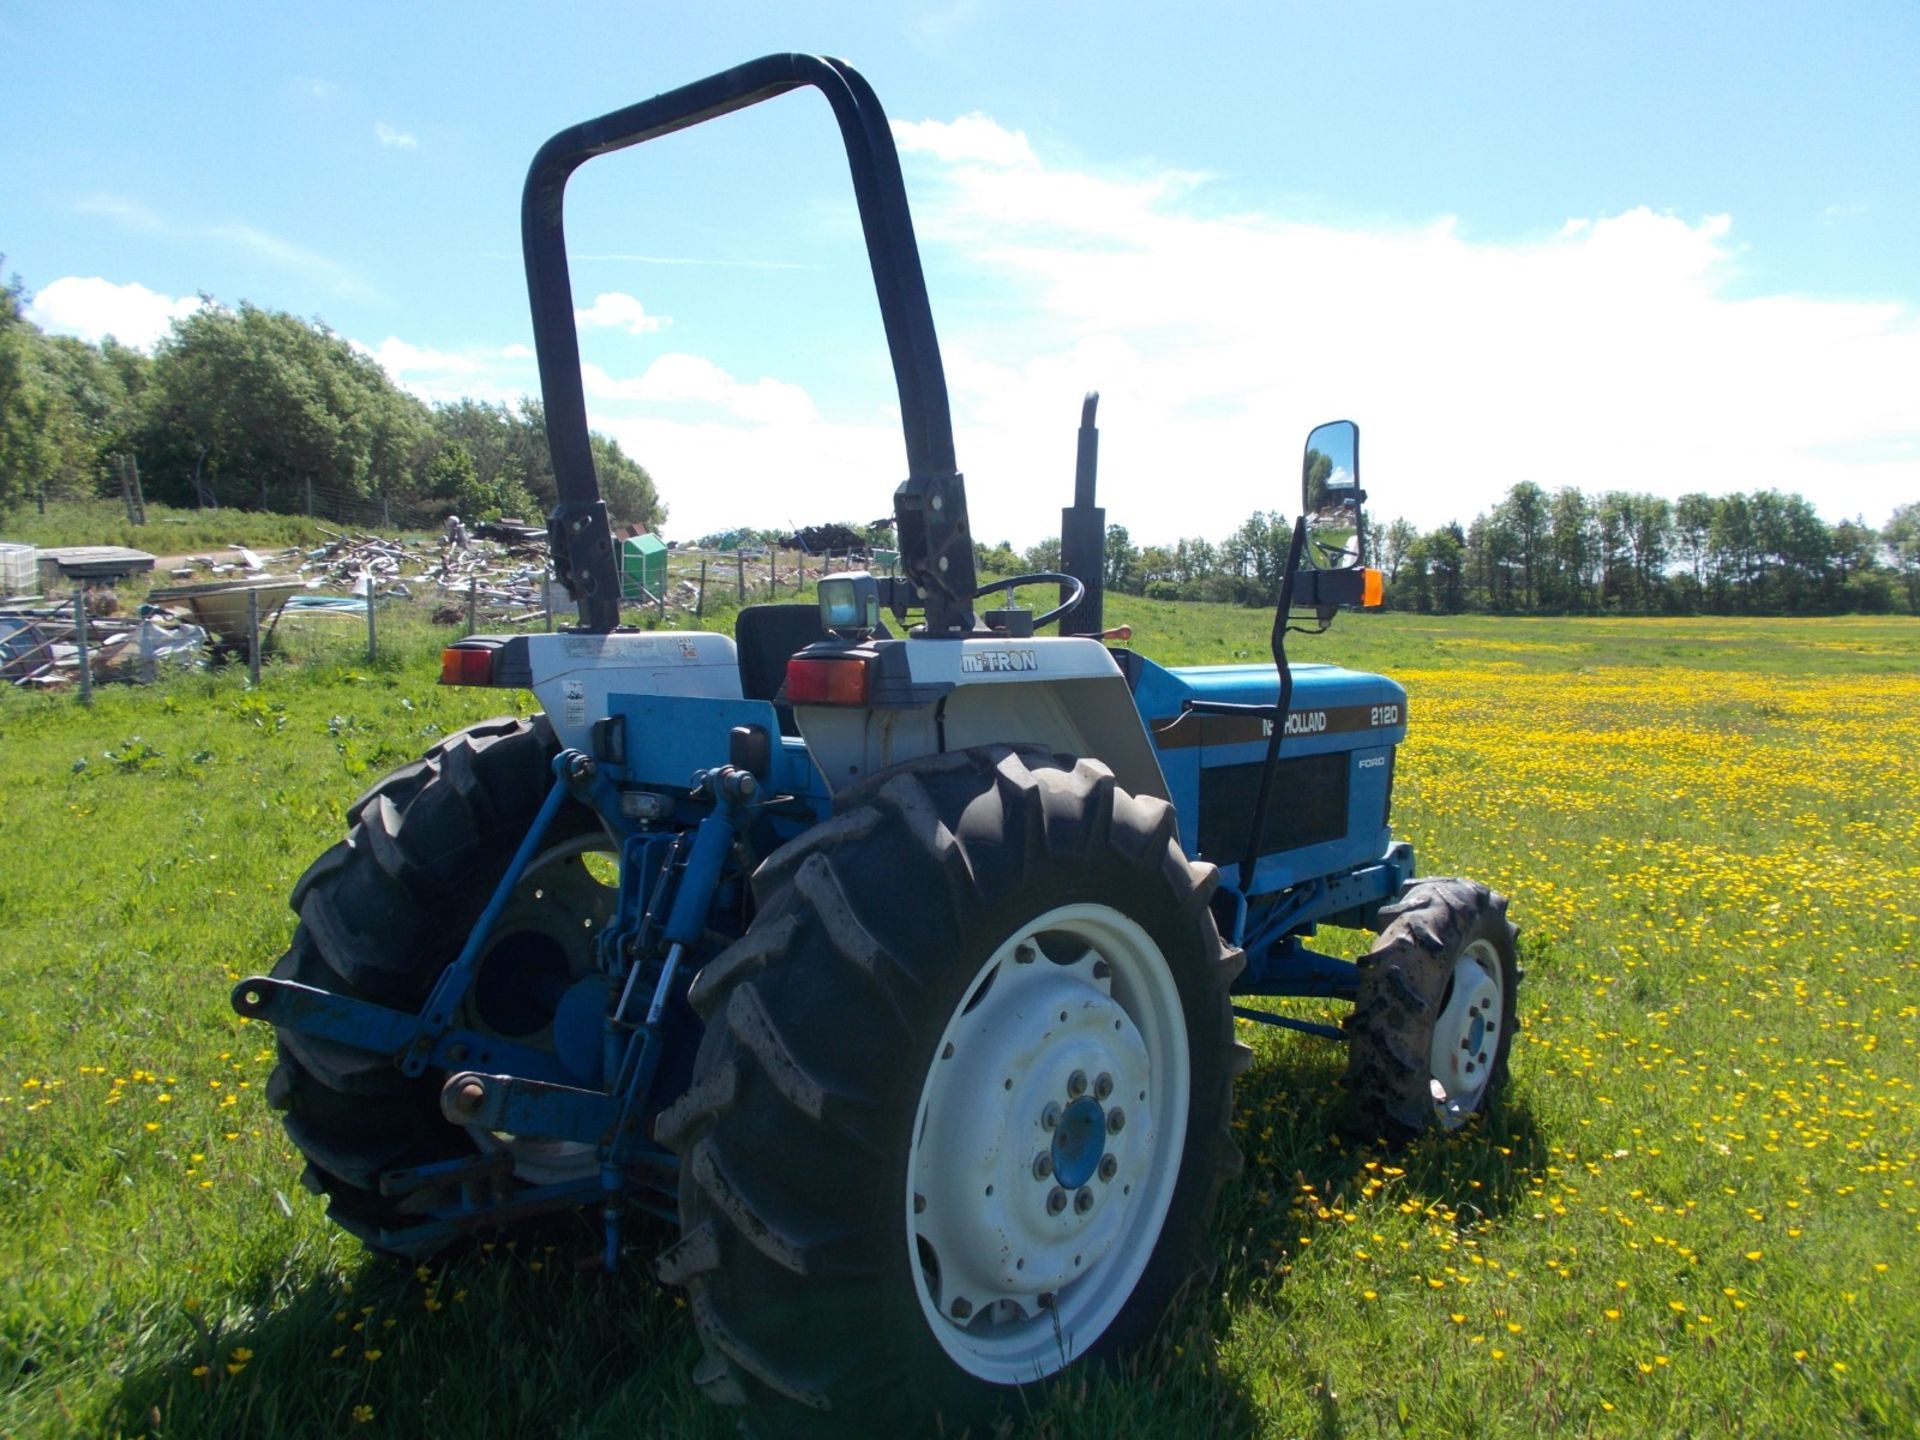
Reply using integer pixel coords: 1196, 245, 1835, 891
1229, 515, 1310, 895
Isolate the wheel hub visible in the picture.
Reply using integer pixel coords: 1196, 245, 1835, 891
1050, 1096, 1106, 1189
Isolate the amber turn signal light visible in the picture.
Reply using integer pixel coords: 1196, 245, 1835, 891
440, 647, 494, 686
785, 655, 872, 705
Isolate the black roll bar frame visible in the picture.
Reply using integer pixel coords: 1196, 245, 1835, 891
521, 53, 979, 632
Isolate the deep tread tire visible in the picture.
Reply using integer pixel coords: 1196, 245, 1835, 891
658, 746, 1249, 1437
265, 716, 600, 1255
1339, 876, 1519, 1136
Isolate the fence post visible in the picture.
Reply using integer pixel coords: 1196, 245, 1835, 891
247, 586, 261, 685
365, 573, 377, 663
696, 559, 707, 619
543, 573, 554, 632
768, 547, 776, 599
73, 587, 93, 706
117, 455, 139, 525
467, 577, 478, 636
736, 551, 745, 604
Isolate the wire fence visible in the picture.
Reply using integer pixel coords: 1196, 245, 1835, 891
3, 544, 887, 704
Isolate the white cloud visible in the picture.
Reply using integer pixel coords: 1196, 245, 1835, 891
356, 337, 533, 406
81, 195, 373, 300
323, 114, 1920, 549
375, 122, 418, 149
879, 116, 1920, 543
299, 77, 337, 99
581, 354, 816, 426
591, 411, 901, 538
77, 193, 167, 233
26, 277, 204, 350
575, 291, 669, 335
892, 114, 1038, 169
202, 220, 372, 298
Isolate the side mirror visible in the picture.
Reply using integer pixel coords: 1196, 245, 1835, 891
1302, 419, 1363, 567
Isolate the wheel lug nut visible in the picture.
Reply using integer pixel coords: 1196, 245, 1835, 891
1041, 1102, 1061, 1130
1074, 1187, 1094, 1214
1098, 1154, 1118, 1182
1094, 1072, 1113, 1101
1032, 1152, 1053, 1180
1015, 943, 1037, 964
951, 1297, 972, 1319
1107, 1108, 1126, 1134
1047, 1187, 1068, 1215
1067, 1070, 1087, 1098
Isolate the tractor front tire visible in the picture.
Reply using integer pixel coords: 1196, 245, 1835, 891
656, 747, 1249, 1437
1339, 877, 1519, 1136
263, 716, 612, 1254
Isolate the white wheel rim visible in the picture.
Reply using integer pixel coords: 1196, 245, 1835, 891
1428, 939, 1503, 1128
906, 903, 1189, 1383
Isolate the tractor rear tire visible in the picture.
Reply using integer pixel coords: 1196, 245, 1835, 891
1339, 877, 1518, 1136
655, 746, 1249, 1437
263, 716, 612, 1255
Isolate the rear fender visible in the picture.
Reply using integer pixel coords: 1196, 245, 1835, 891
795, 636, 1170, 805
467, 631, 744, 752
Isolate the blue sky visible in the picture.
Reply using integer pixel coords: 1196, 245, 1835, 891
6, 1, 1917, 545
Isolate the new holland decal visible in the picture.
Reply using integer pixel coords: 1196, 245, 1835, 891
1150, 701, 1408, 749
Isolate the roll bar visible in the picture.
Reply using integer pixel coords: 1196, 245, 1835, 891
522, 53, 978, 632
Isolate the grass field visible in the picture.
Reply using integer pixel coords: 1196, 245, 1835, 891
1, 604, 1915, 1437
0, 501, 343, 556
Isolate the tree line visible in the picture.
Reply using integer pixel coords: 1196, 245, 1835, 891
1012, 484, 1918, 617
0, 270, 664, 532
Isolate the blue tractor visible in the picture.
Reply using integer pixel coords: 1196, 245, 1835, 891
235, 53, 1518, 1437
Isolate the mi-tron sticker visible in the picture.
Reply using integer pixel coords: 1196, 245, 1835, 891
960, 649, 1038, 674
563, 679, 587, 728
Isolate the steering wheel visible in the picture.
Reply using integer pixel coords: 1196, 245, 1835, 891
971, 571, 1086, 630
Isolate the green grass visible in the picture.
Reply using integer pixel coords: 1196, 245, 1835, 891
0, 500, 342, 555
1, 606, 1916, 1437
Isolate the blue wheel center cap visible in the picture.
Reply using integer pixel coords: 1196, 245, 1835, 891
1051, 1096, 1106, 1190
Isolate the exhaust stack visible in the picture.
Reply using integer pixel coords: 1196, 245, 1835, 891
1058, 392, 1105, 636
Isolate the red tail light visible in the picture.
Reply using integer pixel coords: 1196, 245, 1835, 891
440, 646, 494, 686
785, 655, 871, 705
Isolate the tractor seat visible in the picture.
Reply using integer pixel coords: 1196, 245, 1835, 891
735, 603, 890, 736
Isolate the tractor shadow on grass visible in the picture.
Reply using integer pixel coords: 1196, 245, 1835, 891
103, 1047, 1532, 1440
1210, 1022, 1547, 1292
103, 1209, 736, 1440
1221, 1029, 1551, 1274
103, 1200, 1256, 1440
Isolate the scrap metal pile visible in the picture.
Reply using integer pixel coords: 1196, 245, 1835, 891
0, 522, 882, 689
289, 525, 558, 625
0, 591, 207, 690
